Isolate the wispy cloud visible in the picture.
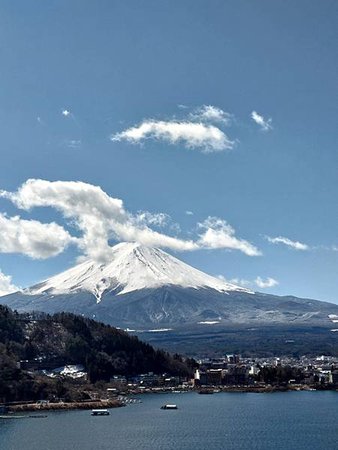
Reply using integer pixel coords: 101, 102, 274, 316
0, 269, 19, 296
218, 276, 251, 287
1, 180, 261, 262
251, 110, 273, 131
190, 105, 232, 125
134, 211, 171, 228
266, 236, 309, 251
135, 211, 181, 234
198, 216, 261, 256
111, 120, 234, 153
219, 275, 279, 290
254, 276, 279, 288
136, 211, 174, 229
185, 210, 194, 216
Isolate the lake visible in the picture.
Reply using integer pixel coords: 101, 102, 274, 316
1, 391, 338, 450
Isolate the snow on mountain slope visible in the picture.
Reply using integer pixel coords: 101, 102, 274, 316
25, 242, 253, 301
2, 242, 338, 333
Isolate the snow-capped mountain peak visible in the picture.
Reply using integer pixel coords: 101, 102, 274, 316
26, 242, 253, 301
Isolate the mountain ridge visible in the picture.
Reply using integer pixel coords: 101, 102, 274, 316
23, 242, 253, 301
1, 242, 338, 334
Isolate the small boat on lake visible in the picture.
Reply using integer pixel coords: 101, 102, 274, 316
91, 409, 110, 416
161, 404, 178, 410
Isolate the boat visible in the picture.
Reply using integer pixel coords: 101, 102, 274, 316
91, 409, 110, 416
160, 404, 178, 410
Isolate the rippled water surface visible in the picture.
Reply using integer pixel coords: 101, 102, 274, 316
1, 391, 338, 450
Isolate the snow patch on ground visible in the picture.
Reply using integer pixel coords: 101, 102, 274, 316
146, 328, 173, 332
41, 364, 86, 379
198, 320, 221, 325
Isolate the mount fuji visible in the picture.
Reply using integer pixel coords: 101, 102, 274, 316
1, 243, 338, 339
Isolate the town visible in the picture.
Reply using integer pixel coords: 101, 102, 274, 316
105, 354, 338, 394
17, 353, 338, 400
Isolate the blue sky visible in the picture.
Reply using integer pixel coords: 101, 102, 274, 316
0, 0, 337, 303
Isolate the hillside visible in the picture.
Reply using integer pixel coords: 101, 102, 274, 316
0, 305, 194, 403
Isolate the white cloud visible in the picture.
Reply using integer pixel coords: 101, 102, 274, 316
266, 236, 309, 251
112, 220, 196, 253
1, 179, 197, 261
197, 216, 261, 256
218, 275, 279, 290
1, 180, 261, 262
219, 276, 251, 287
251, 111, 273, 131
111, 105, 236, 152
62, 109, 71, 117
134, 211, 171, 228
0, 213, 74, 259
0, 269, 19, 296
254, 276, 279, 288
134, 211, 181, 234
190, 105, 232, 125
185, 210, 194, 216
111, 120, 234, 153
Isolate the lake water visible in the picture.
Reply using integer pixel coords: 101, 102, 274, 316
1, 391, 338, 450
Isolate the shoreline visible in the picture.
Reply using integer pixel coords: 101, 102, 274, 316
124, 384, 337, 395
7, 399, 123, 413
3, 385, 337, 413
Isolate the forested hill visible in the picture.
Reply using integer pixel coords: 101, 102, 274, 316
0, 305, 194, 402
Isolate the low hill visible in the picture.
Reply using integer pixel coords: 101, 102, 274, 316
0, 305, 194, 403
